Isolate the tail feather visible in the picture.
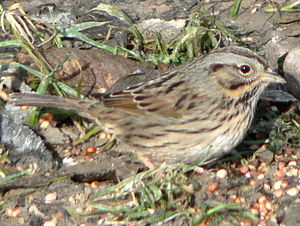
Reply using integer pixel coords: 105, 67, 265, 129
8, 93, 92, 115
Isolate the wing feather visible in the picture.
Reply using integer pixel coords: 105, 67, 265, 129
102, 71, 185, 118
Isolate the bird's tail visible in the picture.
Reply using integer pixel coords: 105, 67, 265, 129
8, 93, 95, 117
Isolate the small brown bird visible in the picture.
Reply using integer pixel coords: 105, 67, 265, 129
9, 46, 285, 165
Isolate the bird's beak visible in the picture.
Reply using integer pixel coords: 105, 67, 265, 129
261, 68, 286, 84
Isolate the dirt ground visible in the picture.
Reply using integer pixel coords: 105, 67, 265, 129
1, 0, 300, 225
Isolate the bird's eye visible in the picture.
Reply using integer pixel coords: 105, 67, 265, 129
239, 64, 251, 74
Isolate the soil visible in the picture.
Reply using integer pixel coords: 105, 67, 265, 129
1, 0, 300, 225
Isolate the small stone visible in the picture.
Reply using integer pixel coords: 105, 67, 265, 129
257, 174, 264, 180
273, 181, 282, 190
182, 184, 194, 194
288, 160, 297, 166
286, 168, 298, 177
274, 189, 284, 198
44, 219, 57, 226
216, 169, 227, 179
286, 187, 299, 197
194, 166, 205, 175
45, 192, 57, 204
264, 183, 271, 191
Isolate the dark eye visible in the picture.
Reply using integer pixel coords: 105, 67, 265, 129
239, 64, 251, 74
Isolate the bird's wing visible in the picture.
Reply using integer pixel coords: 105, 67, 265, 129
102, 71, 187, 118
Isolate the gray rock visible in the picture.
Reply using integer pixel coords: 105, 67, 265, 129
283, 47, 300, 100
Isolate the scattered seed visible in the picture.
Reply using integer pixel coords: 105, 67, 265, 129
250, 179, 256, 185
0, 90, 8, 101
250, 207, 259, 216
275, 170, 285, 178
230, 194, 237, 200
0, 171, 5, 178
86, 147, 97, 154
39, 112, 55, 128
248, 164, 256, 171
6, 207, 21, 217
241, 219, 253, 226
265, 201, 272, 211
278, 162, 286, 170
281, 180, 289, 188
84, 156, 94, 161
21, 106, 29, 110
54, 211, 64, 219
207, 182, 218, 193
239, 165, 248, 174
91, 181, 100, 189
258, 195, 267, 204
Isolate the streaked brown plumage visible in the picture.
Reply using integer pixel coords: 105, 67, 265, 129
8, 46, 286, 165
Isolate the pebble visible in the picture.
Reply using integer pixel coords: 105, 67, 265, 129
288, 160, 297, 166
44, 219, 57, 226
286, 187, 299, 197
273, 181, 282, 190
286, 168, 298, 177
273, 189, 284, 198
257, 174, 265, 180
216, 169, 227, 179
45, 192, 57, 204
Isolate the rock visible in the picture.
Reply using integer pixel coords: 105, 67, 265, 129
280, 203, 300, 226
265, 36, 300, 70
283, 47, 300, 100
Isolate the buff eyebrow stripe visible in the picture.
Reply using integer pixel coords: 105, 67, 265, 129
213, 48, 268, 69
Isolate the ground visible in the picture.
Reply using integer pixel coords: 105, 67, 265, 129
0, 0, 300, 225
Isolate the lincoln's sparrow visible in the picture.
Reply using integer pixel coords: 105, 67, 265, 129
9, 47, 285, 165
